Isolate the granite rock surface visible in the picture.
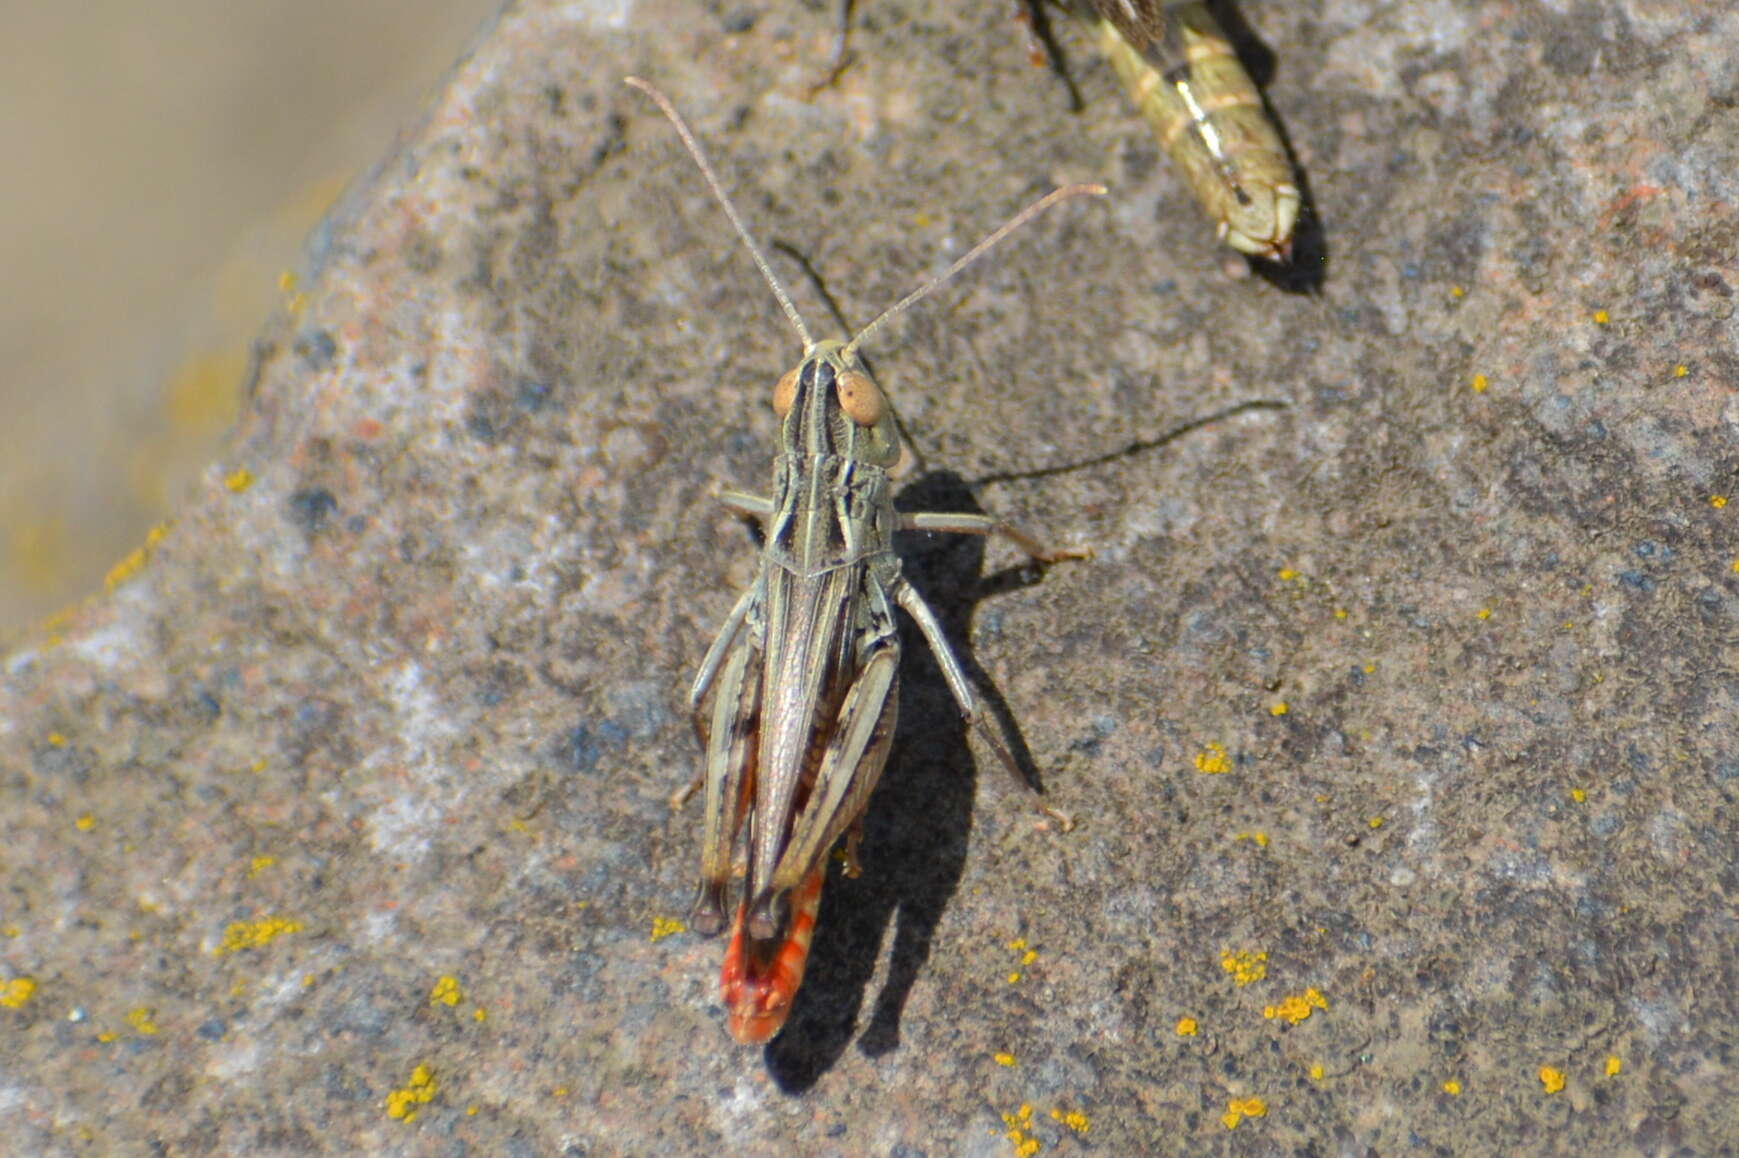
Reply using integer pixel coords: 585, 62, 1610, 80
2, 0, 1736, 1153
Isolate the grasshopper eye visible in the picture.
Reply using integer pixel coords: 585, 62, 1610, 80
772, 366, 800, 417
835, 369, 886, 427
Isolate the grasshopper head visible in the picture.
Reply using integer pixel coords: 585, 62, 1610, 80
771, 340, 900, 467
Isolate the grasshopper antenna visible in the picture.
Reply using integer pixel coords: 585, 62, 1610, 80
625, 76, 815, 349
842, 182, 1107, 360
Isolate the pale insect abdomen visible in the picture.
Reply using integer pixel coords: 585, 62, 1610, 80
1086, 0, 1300, 259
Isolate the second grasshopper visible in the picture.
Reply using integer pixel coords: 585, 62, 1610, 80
626, 78, 1101, 1044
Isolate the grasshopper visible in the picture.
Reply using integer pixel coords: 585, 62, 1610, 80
1078, 0, 1300, 259
625, 78, 1102, 1044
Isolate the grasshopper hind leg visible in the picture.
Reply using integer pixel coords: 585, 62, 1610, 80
890, 573, 1076, 831
690, 628, 763, 937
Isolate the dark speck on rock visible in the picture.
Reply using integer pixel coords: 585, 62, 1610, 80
346, 515, 367, 534
558, 725, 601, 774
196, 1019, 226, 1041
287, 488, 338, 534
1617, 570, 1653, 592
719, 7, 756, 33
293, 328, 339, 370
517, 379, 552, 411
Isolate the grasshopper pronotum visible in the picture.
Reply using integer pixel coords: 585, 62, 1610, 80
625, 78, 1103, 1044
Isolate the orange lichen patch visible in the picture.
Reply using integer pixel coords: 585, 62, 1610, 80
1, 977, 37, 1009
994, 1051, 1017, 1068
1471, 374, 1489, 393
1221, 1096, 1267, 1129
1176, 1016, 1199, 1036
1049, 1107, 1090, 1135
1263, 988, 1328, 1025
126, 1007, 160, 1035
430, 976, 463, 1008
649, 916, 685, 942
247, 856, 276, 878
1000, 1103, 1040, 1158
1605, 1055, 1622, 1077
385, 1064, 439, 1122
1443, 1079, 1462, 1095
213, 917, 303, 955
224, 467, 255, 493
1539, 1066, 1566, 1094
1194, 743, 1230, 774
1269, 702, 1289, 716
1221, 950, 1268, 986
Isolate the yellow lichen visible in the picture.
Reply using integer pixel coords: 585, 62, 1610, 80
247, 856, 276, 878
473, 1008, 487, 1023
1175, 1016, 1199, 1037
74, 814, 95, 832
1593, 309, 1610, 325
1712, 495, 1728, 510
1605, 1055, 1622, 1077
1443, 1079, 1462, 1095
1450, 286, 1465, 299
1476, 607, 1492, 620
1269, 702, 1289, 716
1221, 950, 1268, 986
1221, 1097, 1267, 1129
1471, 374, 1489, 393
994, 1051, 1017, 1067
385, 1064, 439, 1122
1194, 743, 1230, 774
1570, 788, 1587, 803
1000, 1103, 1040, 1158
1234, 831, 1269, 848
104, 547, 149, 592
649, 916, 685, 942
1674, 364, 1688, 377
224, 467, 255, 493
1368, 817, 1384, 829
1334, 607, 1348, 620
430, 976, 463, 1008
1050, 1108, 1090, 1135
1539, 1066, 1566, 1094
1, 977, 37, 1009
1008, 972, 1022, 984
213, 917, 303, 956
1263, 988, 1329, 1025
126, 1007, 160, 1035
1309, 1064, 1325, 1081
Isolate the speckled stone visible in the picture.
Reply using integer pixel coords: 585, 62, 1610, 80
3, 1, 1736, 1153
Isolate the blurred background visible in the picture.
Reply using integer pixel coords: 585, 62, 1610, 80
0, 0, 502, 634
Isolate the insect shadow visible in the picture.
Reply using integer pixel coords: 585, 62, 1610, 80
763, 469, 1049, 1091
